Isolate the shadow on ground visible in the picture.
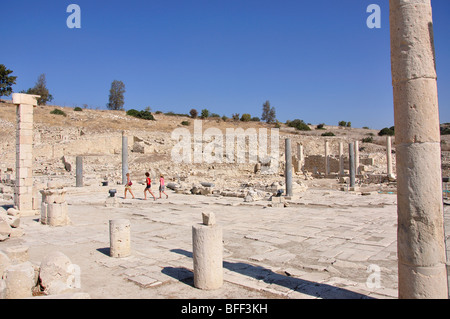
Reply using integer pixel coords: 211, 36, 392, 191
167, 249, 372, 299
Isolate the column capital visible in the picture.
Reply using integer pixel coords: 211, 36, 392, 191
12, 93, 40, 106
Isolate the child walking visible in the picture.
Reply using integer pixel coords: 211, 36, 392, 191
159, 174, 168, 199
124, 173, 135, 199
144, 172, 156, 201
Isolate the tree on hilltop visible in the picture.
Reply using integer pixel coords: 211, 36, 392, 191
0, 64, 17, 97
107, 80, 126, 110
261, 100, 276, 124
24, 74, 53, 105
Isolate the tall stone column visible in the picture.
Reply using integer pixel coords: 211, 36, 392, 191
324, 141, 330, 175
297, 143, 304, 172
348, 143, 355, 188
76, 156, 83, 187
121, 131, 128, 185
354, 141, 360, 175
386, 136, 394, 179
390, 0, 448, 299
285, 139, 293, 197
12, 93, 40, 216
339, 142, 345, 176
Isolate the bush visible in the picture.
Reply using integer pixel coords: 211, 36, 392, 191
210, 113, 220, 118
287, 119, 311, 131
251, 117, 260, 122
440, 126, 450, 135
240, 114, 251, 122
316, 123, 325, 130
181, 121, 190, 126
362, 136, 374, 143
232, 113, 240, 121
155, 111, 163, 114
338, 121, 347, 127
321, 132, 335, 137
50, 108, 67, 117
222, 115, 229, 122
126, 109, 155, 121
378, 127, 395, 136
74, 107, 83, 112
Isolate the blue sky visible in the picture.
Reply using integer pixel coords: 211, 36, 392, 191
1, 0, 449, 129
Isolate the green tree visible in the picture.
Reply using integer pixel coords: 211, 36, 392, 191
240, 113, 251, 122
190, 109, 198, 118
200, 109, 209, 119
261, 100, 276, 124
25, 74, 53, 105
0, 64, 17, 97
107, 80, 126, 110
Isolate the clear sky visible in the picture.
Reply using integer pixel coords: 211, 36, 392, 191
1, 0, 449, 129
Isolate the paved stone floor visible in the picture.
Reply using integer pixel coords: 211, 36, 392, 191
2, 184, 449, 299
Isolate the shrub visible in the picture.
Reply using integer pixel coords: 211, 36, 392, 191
210, 113, 220, 118
50, 108, 67, 117
181, 121, 190, 126
155, 111, 163, 114
240, 114, 251, 122
74, 107, 83, 112
316, 123, 325, 130
362, 136, 374, 143
338, 121, 347, 127
441, 126, 450, 135
287, 119, 311, 131
378, 127, 395, 136
321, 132, 335, 137
221, 115, 229, 122
126, 109, 155, 121
251, 117, 260, 122
232, 113, 240, 121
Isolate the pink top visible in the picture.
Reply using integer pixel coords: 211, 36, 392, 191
160, 177, 164, 186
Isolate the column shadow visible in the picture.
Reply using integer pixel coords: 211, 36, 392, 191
170, 248, 373, 299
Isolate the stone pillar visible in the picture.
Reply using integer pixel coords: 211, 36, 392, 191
324, 141, 330, 175
76, 156, 83, 187
40, 182, 70, 227
297, 143, 304, 172
386, 136, 394, 179
109, 219, 131, 258
390, 0, 448, 299
348, 143, 355, 188
192, 213, 223, 290
339, 142, 345, 176
121, 131, 128, 185
354, 141, 360, 175
12, 93, 40, 216
285, 139, 293, 197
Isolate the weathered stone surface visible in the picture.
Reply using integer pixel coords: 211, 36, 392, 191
3, 262, 36, 299
110, 219, 131, 258
39, 252, 76, 295
4, 246, 29, 264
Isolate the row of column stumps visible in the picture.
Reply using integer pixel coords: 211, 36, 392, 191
108, 214, 224, 290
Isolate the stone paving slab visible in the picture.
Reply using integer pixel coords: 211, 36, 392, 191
1, 185, 439, 299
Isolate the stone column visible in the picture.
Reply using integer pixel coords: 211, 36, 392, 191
297, 143, 304, 172
12, 93, 40, 216
76, 156, 83, 187
390, 0, 448, 298
109, 219, 131, 258
354, 141, 360, 175
348, 143, 355, 188
285, 139, 293, 197
121, 131, 128, 185
324, 141, 330, 175
192, 213, 223, 290
386, 136, 394, 179
40, 182, 70, 227
339, 142, 345, 176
